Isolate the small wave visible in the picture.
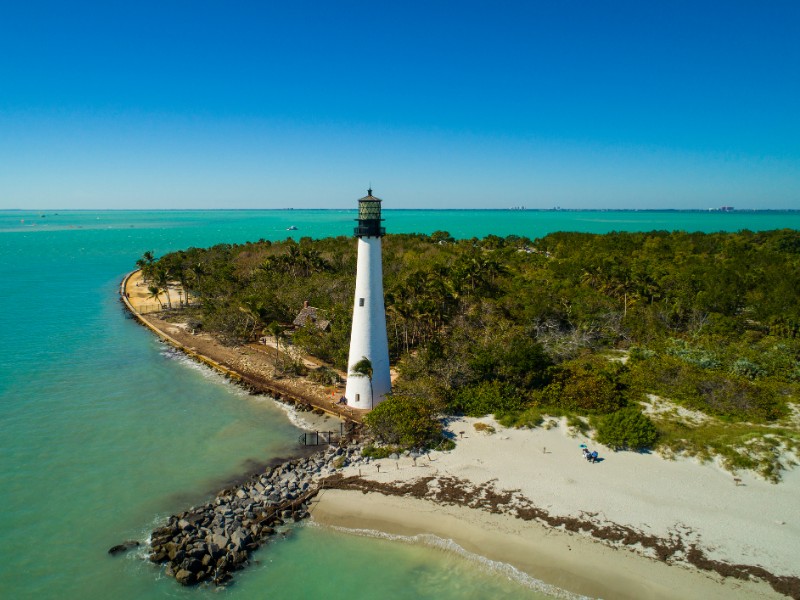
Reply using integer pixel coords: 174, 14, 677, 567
269, 397, 337, 431
157, 344, 250, 397
319, 524, 592, 600
156, 343, 337, 432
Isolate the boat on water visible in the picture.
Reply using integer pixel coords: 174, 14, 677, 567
286, 225, 298, 231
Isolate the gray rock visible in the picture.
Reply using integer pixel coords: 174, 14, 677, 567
169, 548, 185, 563
108, 540, 140, 556
150, 547, 168, 562
230, 529, 251, 551
175, 568, 196, 585
182, 557, 203, 573
177, 519, 194, 531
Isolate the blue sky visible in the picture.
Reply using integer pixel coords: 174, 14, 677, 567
1, 1, 798, 209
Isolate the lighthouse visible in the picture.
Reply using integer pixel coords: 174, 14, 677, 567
344, 189, 391, 409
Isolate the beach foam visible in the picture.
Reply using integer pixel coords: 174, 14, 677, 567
317, 522, 589, 600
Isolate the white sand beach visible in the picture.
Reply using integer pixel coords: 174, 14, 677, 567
311, 417, 800, 599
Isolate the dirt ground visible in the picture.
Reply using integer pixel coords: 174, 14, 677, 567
123, 271, 366, 423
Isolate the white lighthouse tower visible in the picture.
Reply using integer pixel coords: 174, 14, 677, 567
344, 189, 391, 409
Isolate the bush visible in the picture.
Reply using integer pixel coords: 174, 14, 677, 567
473, 422, 496, 434
451, 381, 525, 417
730, 358, 766, 380
363, 394, 444, 449
627, 355, 786, 422
538, 359, 627, 414
361, 444, 402, 459
566, 414, 589, 435
308, 366, 340, 385
665, 339, 721, 369
497, 407, 545, 429
628, 346, 655, 361
595, 408, 658, 451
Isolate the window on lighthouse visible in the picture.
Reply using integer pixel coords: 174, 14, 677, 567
355, 394, 360, 403
359, 298, 365, 307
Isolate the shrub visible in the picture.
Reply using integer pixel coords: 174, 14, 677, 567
363, 394, 444, 449
361, 444, 402, 459
566, 414, 589, 435
628, 346, 655, 361
627, 355, 786, 422
308, 366, 340, 385
497, 407, 545, 429
730, 358, 766, 380
595, 408, 658, 451
665, 339, 721, 369
451, 381, 525, 417
435, 438, 456, 451
473, 422, 496, 434
538, 359, 627, 414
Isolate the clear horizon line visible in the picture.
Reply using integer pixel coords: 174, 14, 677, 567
3, 207, 800, 213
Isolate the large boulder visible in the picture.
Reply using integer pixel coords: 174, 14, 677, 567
230, 529, 252, 551
211, 532, 229, 549
181, 557, 203, 573
150, 547, 168, 562
174, 569, 196, 586
167, 544, 184, 562
207, 542, 223, 558
108, 540, 140, 556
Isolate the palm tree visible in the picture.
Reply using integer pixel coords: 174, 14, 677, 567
147, 285, 163, 310
154, 264, 173, 308
267, 322, 285, 372
136, 250, 156, 283
350, 357, 374, 409
239, 296, 269, 340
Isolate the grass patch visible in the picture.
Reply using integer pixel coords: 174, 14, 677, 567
497, 407, 546, 429
566, 414, 590, 435
654, 419, 800, 483
473, 422, 496, 434
361, 444, 403, 459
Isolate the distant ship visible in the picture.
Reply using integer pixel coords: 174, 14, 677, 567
508, 206, 526, 210
709, 206, 734, 212
286, 225, 298, 231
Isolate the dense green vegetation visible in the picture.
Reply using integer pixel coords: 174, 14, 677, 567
142, 229, 800, 479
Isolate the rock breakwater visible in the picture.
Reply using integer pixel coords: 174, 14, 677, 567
146, 443, 365, 587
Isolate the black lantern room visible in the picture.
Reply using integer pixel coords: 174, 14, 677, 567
354, 188, 386, 238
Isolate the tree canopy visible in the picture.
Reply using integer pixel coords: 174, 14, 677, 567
143, 229, 800, 471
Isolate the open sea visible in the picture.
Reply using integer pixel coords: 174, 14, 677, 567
1, 209, 798, 599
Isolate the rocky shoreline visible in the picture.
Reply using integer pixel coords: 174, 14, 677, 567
143, 443, 367, 587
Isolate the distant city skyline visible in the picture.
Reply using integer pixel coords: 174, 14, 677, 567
1, 1, 798, 210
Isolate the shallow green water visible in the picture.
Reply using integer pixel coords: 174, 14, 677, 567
1, 208, 797, 599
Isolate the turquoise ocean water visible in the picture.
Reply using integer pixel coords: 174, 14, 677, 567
1, 209, 798, 600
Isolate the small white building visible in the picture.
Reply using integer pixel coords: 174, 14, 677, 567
344, 189, 392, 409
